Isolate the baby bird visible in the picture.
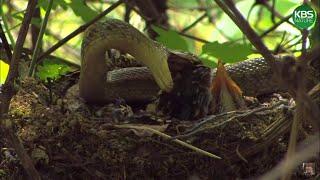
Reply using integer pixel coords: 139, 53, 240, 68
210, 60, 246, 114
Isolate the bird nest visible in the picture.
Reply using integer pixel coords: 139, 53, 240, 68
0, 77, 317, 179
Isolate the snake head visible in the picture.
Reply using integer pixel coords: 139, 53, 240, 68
144, 42, 174, 92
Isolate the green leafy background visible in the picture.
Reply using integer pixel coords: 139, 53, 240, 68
0, 0, 305, 83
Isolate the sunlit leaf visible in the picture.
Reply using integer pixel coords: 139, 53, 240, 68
152, 26, 191, 52
275, 0, 297, 15
199, 54, 218, 68
69, 0, 98, 22
11, 12, 24, 21
36, 59, 71, 82
202, 41, 253, 63
0, 60, 9, 84
38, 0, 68, 10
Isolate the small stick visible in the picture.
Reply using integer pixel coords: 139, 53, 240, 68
0, 0, 15, 47
181, 12, 207, 33
114, 124, 222, 159
28, 0, 54, 76
178, 101, 287, 139
260, 15, 291, 38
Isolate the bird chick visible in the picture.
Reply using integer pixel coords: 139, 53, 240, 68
210, 60, 246, 114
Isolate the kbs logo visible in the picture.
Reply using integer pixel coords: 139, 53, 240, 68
292, 4, 317, 29
294, 11, 314, 19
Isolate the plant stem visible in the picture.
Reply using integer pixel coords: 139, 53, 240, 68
0, 23, 12, 62
28, 0, 53, 76
181, 12, 207, 33
260, 15, 291, 38
0, 0, 15, 47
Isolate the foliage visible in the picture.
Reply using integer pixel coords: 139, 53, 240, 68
39, 0, 98, 22
152, 26, 191, 52
36, 59, 71, 82
69, 0, 98, 22
202, 41, 253, 63
0, 0, 308, 79
38, 0, 68, 10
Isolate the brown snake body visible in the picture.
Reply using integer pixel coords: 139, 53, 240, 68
79, 18, 315, 105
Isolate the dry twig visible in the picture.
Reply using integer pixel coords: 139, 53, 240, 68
175, 101, 288, 139
114, 124, 222, 159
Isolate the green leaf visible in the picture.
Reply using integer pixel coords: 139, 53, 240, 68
31, 17, 41, 27
152, 26, 191, 52
205, 0, 214, 15
38, 0, 68, 10
69, 0, 98, 22
202, 41, 253, 63
36, 59, 71, 82
11, 12, 24, 21
169, 0, 198, 9
275, 0, 297, 15
10, 10, 25, 21
199, 54, 218, 68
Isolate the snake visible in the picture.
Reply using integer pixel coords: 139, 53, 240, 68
79, 18, 317, 107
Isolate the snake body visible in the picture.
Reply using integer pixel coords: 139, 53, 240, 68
79, 18, 312, 104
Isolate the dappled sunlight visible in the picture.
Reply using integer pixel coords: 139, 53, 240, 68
0, 60, 9, 84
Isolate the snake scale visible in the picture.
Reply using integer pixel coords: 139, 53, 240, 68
79, 18, 313, 106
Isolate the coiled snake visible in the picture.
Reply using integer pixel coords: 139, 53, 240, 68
79, 18, 316, 108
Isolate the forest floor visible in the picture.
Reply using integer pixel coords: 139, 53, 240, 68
0, 77, 319, 179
